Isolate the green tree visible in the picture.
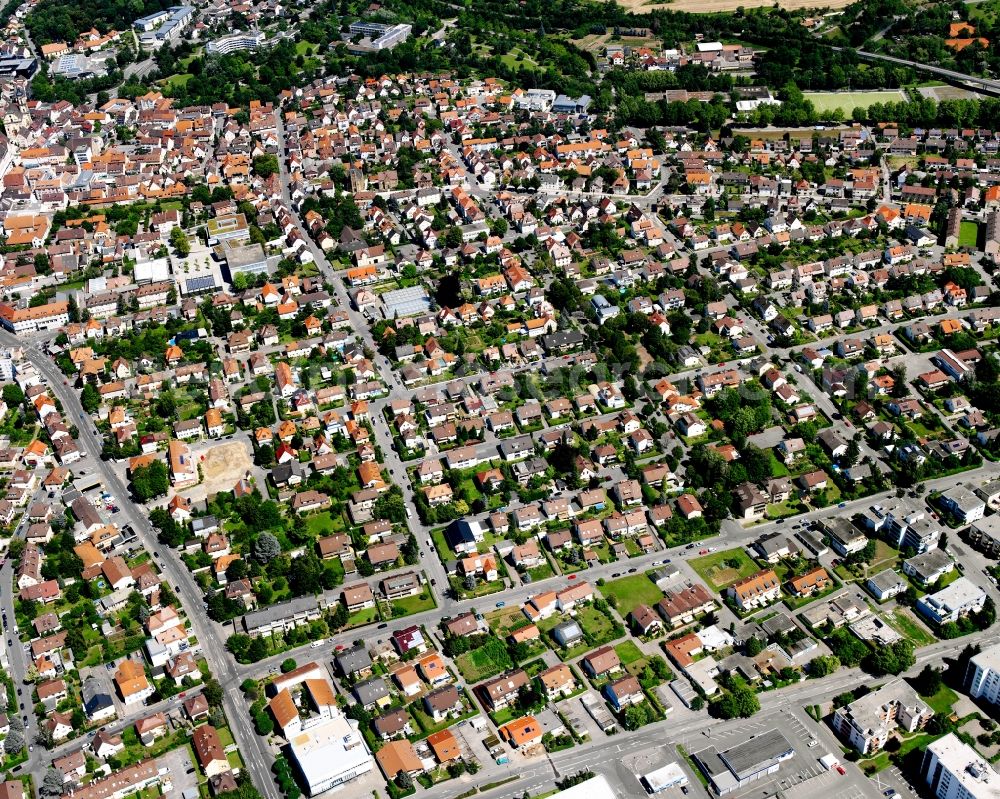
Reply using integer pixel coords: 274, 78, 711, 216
131, 460, 169, 501
623, 704, 648, 730
252, 532, 281, 562
2, 383, 24, 406
80, 383, 101, 413
252, 154, 279, 179
914, 664, 943, 696
169, 225, 191, 257
713, 684, 760, 719
808, 655, 840, 678
202, 678, 224, 706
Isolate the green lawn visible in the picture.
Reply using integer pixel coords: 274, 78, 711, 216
162, 73, 193, 91
391, 591, 436, 617
767, 499, 805, 520
348, 606, 380, 627
599, 574, 663, 615
526, 562, 555, 582
305, 511, 343, 536
577, 605, 618, 642
556, 606, 622, 662
920, 684, 959, 715
870, 540, 901, 572
689, 548, 759, 590
860, 731, 937, 772
959, 220, 979, 249
430, 526, 453, 558
768, 451, 790, 478
614, 640, 645, 666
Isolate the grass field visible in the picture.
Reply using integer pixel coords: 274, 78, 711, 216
305, 510, 343, 537
804, 89, 907, 113
690, 548, 759, 590
599, 574, 663, 615
768, 451, 790, 478
614, 640, 645, 666
959, 220, 980, 248
162, 73, 193, 91
920, 684, 958, 715
391, 591, 436, 617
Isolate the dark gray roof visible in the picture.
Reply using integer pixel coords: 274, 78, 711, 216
353, 677, 389, 705
719, 729, 795, 778
335, 644, 372, 675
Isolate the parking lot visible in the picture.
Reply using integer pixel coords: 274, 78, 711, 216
673, 709, 859, 799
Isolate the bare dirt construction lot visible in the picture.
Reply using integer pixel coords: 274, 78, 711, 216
617, 0, 851, 11
196, 440, 255, 497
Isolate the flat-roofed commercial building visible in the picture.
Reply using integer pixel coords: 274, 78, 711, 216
693, 729, 795, 794
288, 711, 373, 794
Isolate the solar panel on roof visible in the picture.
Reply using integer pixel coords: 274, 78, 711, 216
185, 275, 216, 292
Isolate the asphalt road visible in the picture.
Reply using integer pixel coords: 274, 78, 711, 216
0, 332, 280, 799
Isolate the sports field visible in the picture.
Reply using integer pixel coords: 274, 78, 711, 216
804, 89, 907, 113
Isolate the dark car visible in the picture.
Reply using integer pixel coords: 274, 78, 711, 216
377, 623, 388, 629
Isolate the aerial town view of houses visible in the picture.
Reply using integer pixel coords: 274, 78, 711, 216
6, 1, 1000, 799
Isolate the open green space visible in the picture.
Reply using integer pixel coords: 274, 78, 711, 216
886, 608, 936, 647
860, 731, 937, 772
768, 451, 790, 477
921, 684, 959, 715
689, 548, 759, 590
391, 591, 437, 617
959, 220, 980, 248
599, 574, 663, 615
614, 639, 645, 666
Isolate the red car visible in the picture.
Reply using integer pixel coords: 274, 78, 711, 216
699, 549, 709, 555
567, 574, 577, 580
836, 766, 846, 776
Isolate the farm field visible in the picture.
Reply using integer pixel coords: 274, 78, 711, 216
804, 89, 907, 112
